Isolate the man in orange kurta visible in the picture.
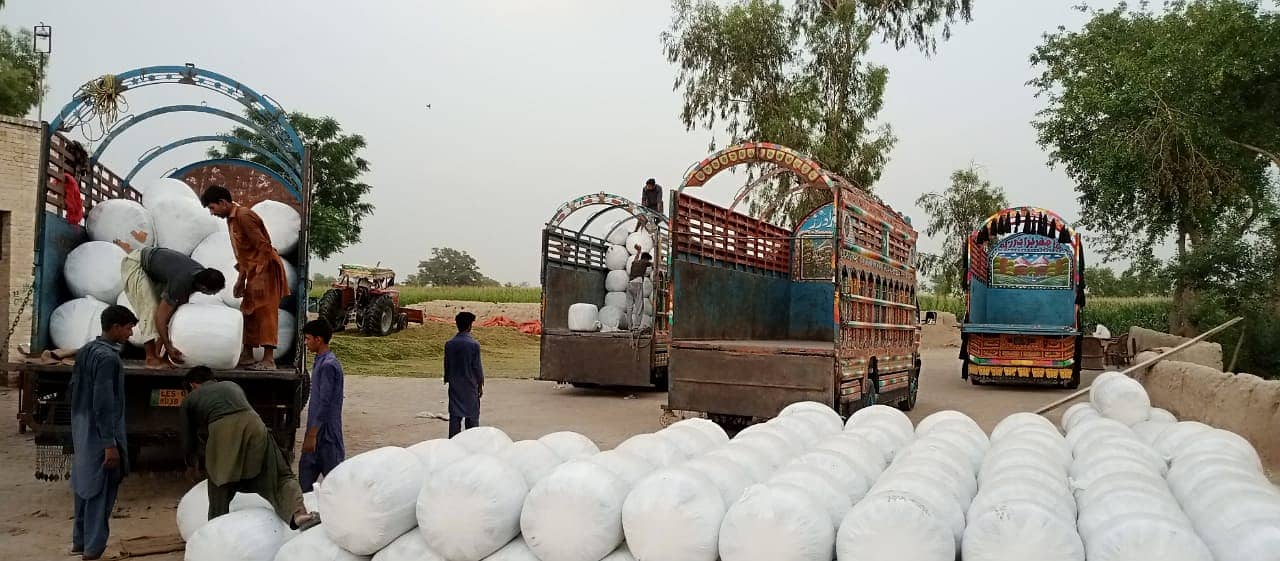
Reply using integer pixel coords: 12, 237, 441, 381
201, 186, 291, 370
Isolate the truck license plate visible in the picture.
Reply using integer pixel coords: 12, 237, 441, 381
150, 389, 187, 407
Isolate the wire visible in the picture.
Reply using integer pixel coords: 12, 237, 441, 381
72, 74, 130, 142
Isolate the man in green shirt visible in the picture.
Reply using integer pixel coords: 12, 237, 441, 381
179, 367, 318, 530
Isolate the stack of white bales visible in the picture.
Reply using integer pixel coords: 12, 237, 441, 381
52, 178, 300, 368
839, 410, 986, 561
962, 412, 1082, 561
594, 223, 654, 332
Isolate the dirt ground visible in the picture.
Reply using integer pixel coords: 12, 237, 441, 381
0, 344, 1096, 561
405, 300, 541, 324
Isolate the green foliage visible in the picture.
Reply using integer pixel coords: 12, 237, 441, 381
919, 293, 1172, 335
0, 27, 45, 117
662, 0, 971, 225
915, 166, 1008, 296
312, 272, 337, 287
210, 111, 374, 260
407, 248, 495, 287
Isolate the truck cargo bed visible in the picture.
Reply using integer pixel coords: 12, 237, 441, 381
671, 339, 834, 356
669, 339, 835, 419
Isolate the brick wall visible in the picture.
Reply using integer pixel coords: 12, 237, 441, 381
0, 116, 41, 363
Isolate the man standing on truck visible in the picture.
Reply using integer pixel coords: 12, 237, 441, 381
641, 178, 663, 214
298, 319, 345, 492
69, 305, 137, 561
180, 367, 320, 531
627, 251, 653, 330
201, 186, 292, 371
120, 248, 226, 368
444, 312, 484, 437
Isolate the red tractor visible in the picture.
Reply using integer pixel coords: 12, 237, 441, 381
316, 265, 422, 336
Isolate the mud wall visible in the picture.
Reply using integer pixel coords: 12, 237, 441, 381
1128, 326, 1223, 370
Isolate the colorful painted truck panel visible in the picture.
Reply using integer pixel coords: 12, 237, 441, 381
664, 142, 921, 430
960, 207, 1086, 388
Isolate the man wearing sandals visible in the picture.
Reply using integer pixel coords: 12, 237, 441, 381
180, 367, 320, 531
200, 185, 291, 371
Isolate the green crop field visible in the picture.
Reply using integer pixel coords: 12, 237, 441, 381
918, 294, 1171, 334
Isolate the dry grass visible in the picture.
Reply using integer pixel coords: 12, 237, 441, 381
330, 322, 540, 378
311, 285, 541, 306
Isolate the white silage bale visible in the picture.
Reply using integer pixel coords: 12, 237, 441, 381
190, 232, 240, 307
1082, 513, 1212, 561
703, 445, 773, 483
605, 220, 631, 246
683, 455, 755, 506
407, 438, 470, 478
836, 493, 955, 561
251, 200, 301, 255
1076, 489, 1189, 538
115, 291, 150, 346
1064, 417, 1130, 451
1060, 402, 1100, 432
453, 426, 514, 456
50, 297, 109, 351
1088, 371, 1126, 402
568, 303, 600, 332
642, 277, 653, 297
1091, 375, 1151, 425
967, 479, 1077, 524
169, 304, 244, 369
622, 467, 726, 561
318, 447, 424, 555
149, 195, 219, 255
847, 403, 914, 435
604, 291, 630, 310
990, 412, 1058, 442
670, 418, 729, 445
274, 526, 368, 561
905, 431, 986, 474
598, 307, 625, 332
990, 429, 1072, 467
976, 467, 1074, 511
659, 424, 718, 457
780, 405, 843, 435
1132, 420, 1174, 445
1151, 421, 1213, 457
1171, 428, 1261, 469
980, 448, 1068, 482
600, 544, 635, 561
625, 232, 654, 256
418, 455, 529, 561
615, 433, 685, 468
844, 424, 905, 463
718, 484, 834, 561
728, 431, 793, 470
882, 456, 976, 507
605, 245, 630, 270
538, 431, 600, 461
482, 537, 539, 561
869, 473, 965, 543
176, 480, 274, 541
915, 410, 981, 437
637, 314, 654, 330
87, 199, 155, 253
1074, 471, 1177, 512
1073, 435, 1168, 476
1069, 454, 1159, 486
1192, 493, 1280, 548
786, 450, 872, 501
371, 530, 446, 561
65, 241, 127, 303
186, 508, 291, 561
1207, 518, 1280, 561
812, 433, 889, 479
605, 270, 629, 292
768, 415, 827, 447
500, 440, 565, 487
1149, 407, 1177, 423
521, 460, 629, 561
587, 450, 653, 487
961, 500, 1085, 561
1167, 455, 1268, 500
142, 177, 199, 208
1180, 477, 1280, 520
735, 423, 804, 455
768, 466, 853, 528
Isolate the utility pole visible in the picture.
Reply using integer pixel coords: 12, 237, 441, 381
33, 23, 52, 122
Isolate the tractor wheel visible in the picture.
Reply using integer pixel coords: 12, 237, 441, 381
317, 289, 346, 332
361, 295, 396, 336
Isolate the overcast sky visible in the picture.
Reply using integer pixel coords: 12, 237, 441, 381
2, 1, 1116, 284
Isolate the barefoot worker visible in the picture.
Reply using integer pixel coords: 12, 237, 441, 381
119, 247, 225, 368
201, 185, 292, 371
180, 367, 319, 531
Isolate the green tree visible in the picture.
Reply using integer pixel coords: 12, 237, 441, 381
408, 248, 490, 286
915, 167, 1008, 296
1031, 0, 1280, 334
312, 272, 337, 287
210, 111, 374, 260
662, 0, 972, 225
0, 26, 46, 117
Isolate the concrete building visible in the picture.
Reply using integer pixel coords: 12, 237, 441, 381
0, 116, 41, 375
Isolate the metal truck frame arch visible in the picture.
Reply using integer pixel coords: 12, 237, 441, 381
90, 105, 296, 166
546, 191, 667, 241
168, 158, 300, 203
127, 135, 303, 197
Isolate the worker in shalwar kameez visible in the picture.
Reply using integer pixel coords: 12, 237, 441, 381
444, 312, 484, 437
298, 319, 346, 492
180, 367, 320, 531
69, 305, 137, 560
200, 185, 291, 371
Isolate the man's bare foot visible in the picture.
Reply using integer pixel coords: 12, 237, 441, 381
291, 511, 320, 531
144, 358, 167, 370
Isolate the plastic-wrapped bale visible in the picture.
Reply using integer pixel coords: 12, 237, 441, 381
453, 426, 514, 456
185, 508, 291, 561
837, 492, 955, 561
481, 537, 539, 561
1060, 403, 1100, 432
1064, 417, 1131, 452
87, 199, 155, 253
704, 443, 775, 483
598, 306, 626, 332
779, 402, 844, 435
251, 200, 301, 255
1150, 421, 1213, 457
881, 451, 977, 508
1082, 512, 1213, 561
169, 303, 245, 369
406, 438, 470, 478
990, 412, 1059, 443
606, 220, 631, 246
1206, 518, 1280, 561
765, 415, 826, 448
683, 455, 755, 506
587, 450, 653, 487
568, 303, 600, 332
521, 460, 629, 561
642, 277, 653, 297
65, 241, 127, 303
961, 500, 1085, 561
785, 450, 872, 501
371, 530, 446, 561
148, 195, 219, 255
622, 467, 726, 561
1149, 407, 1177, 423
625, 232, 654, 256
1076, 488, 1189, 538
318, 447, 425, 555
177, 480, 274, 541
1168, 428, 1262, 470
418, 455, 529, 561
811, 433, 889, 480
500, 440, 565, 487
1088, 370, 1126, 401
538, 431, 600, 461
115, 292, 150, 347
600, 544, 635, 561
915, 410, 982, 438
606, 245, 630, 270
731, 427, 802, 468
768, 466, 853, 528
194, 232, 301, 309
670, 418, 729, 446
605, 270, 630, 292
986, 430, 1072, 469
905, 429, 988, 474
868, 473, 966, 544
1091, 375, 1151, 426
1072, 435, 1169, 477
142, 177, 199, 207
604, 291, 630, 310
50, 297, 109, 351
967, 477, 1077, 525
847, 403, 915, 436
718, 484, 834, 561
614, 433, 684, 468
275, 526, 368, 561
658, 424, 718, 457
843, 424, 906, 463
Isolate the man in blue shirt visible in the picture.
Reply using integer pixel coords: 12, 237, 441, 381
299, 320, 345, 492
444, 312, 484, 437
69, 305, 137, 560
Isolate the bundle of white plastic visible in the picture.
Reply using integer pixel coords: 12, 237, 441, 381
962, 413, 1082, 561
406, 438, 471, 478
1064, 415, 1212, 561
185, 508, 292, 561
1161, 425, 1278, 561
252, 200, 302, 255
370, 530, 445, 561
169, 303, 246, 369
273, 525, 368, 561
568, 303, 600, 332
64, 240, 127, 303
143, 178, 219, 255
176, 480, 275, 541
86, 198, 155, 253
50, 297, 109, 351
319, 447, 426, 555
1089, 371, 1152, 426
418, 452, 529, 561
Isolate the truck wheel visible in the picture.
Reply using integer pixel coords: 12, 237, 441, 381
898, 365, 920, 411
361, 295, 396, 336
317, 289, 346, 332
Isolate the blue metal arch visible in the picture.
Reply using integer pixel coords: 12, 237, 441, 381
91, 105, 295, 165
127, 136, 302, 197
167, 158, 300, 203
49, 64, 304, 162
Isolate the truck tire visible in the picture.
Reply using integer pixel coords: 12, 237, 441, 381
361, 295, 396, 336
317, 289, 346, 332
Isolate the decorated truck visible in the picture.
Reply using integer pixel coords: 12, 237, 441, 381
538, 192, 670, 389
663, 143, 921, 430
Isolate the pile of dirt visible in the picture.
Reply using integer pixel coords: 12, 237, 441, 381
406, 300, 540, 324
920, 312, 961, 349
